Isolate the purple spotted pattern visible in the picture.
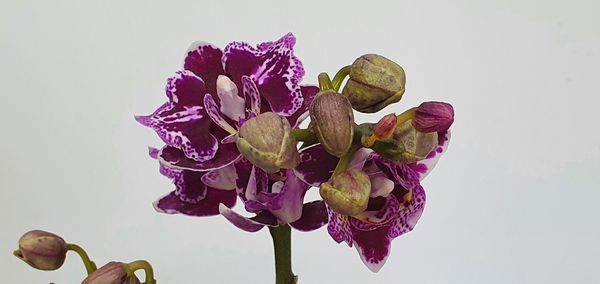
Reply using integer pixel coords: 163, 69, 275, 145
294, 128, 451, 272
137, 34, 321, 229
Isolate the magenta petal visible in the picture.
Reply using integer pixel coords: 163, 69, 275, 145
184, 42, 224, 95
201, 164, 237, 190
223, 33, 305, 116
388, 185, 426, 239
158, 141, 239, 172
294, 144, 338, 186
154, 187, 237, 217
327, 209, 353, 245
136, 71, 218, 162
241, 75, 261, 118
290, 200, 328, 232
268, 170, 309, 224
158, 164, 207, 203
218, 204, 265, 232
351, 225, 392, 272
409, 131, 451, 181
287, 85, 319, 128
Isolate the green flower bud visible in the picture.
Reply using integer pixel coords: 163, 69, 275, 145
320, 169, 371, 216
82, 262, 141, 284
236, 112, 300, 173
342, 54, 406, 113
310, 90, 355, 157
370, 119, 438, 162
14, 230, 67, 271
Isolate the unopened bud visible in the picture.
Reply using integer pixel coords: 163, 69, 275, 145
82, 262, 141, 284
310, 90, 355, 157
320, 169, 371, 216
412, 102, 454, 132
236, 112, 300, 173
14, 230, 67, 271
342, 54, 406, 113
375, 119, 438, 162
363, 113, 397, 147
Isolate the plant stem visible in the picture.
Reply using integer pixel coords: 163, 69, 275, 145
125, 260, 156, 284
291, 129, 317, 143
269, 225, 297, 284
331, 65, 352, 92
332, 144, 359, 176
66, 243, 97, 275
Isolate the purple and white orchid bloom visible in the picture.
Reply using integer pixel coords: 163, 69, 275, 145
136, 33, 319, 221
294, 131, 451, 272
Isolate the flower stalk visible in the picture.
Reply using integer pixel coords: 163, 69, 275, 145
269, 225, 297, 284
124, 260, 156, 284
66, 243, 97, 275
331, 65, 351, 92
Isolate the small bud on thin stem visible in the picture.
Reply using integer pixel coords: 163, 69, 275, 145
318, 73, 334, 91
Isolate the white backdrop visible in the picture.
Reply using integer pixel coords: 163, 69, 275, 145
1, 0, 599, 283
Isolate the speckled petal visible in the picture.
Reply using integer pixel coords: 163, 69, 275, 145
290, 200, 328, 231
388, 185, 426, 239
369, 173, 395, 198
158, 144, 240, 172
409, 131, 451, 181
184, 42, 224, 95
136, 71, 218, 162
223, 33, 305, 116
351, 225, 392, 272
218, 204, 265, 232
158, 163, 207, 203
241, 75, 261, 118
201, 164, 237, 190
294, 144, 338, 186
287, 85, 319, 128
326, 208, 353, 245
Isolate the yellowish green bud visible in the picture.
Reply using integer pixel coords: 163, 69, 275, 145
14, 230, 67, 271
320, 169, 371, 216
236, 112, 300, 173
342, 54, 406, 113
82, 262, 141, 284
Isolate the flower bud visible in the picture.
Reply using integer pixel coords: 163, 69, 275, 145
310, 90, 355, 157
342, 54, 406, 113
14, 230, 67, 271
82, 262, 141, 284
320, 169, 371, 216
412, 102, 454, 132
373, 119, 438, 162
362, 113, 397, 147
236, 112, 300, 173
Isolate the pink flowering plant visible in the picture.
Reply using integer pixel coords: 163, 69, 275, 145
13, 33, 453, 284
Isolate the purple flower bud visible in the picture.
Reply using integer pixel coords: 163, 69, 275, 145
14, 230, 67, 271
310, 90, 355, 157
82, 262, 141, 284
412, 102, 454, 132
320, 169, 371, 216
236, 112, 300, 173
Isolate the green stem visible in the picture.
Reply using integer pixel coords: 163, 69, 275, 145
66, 243, 97, 275
125, 260, 156, 284
318, 72, 333, 91
269, 225, 297, 284
331, 65, 352, 92
333, 144, 359, 176
291, 129, 317, 143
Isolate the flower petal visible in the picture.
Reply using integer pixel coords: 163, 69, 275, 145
136, 71, 218, 162
326, 209, 353, 245
409, 131, 451, 181
241, 75, 261, 118
294, 144, 338, 186
218, 204, 265, 232
351, 225, 392, 272
388, 185, 426, 239
201, 164, 237, 190
158, 144, 240, 172
287, 85, 319, 128
223, 33, 305, 116
290, 200, 328, 232
369, 173, 395, 198
153, 187, 237, 217
268, 170, 309, 224
184, 42, 224, 95
203, 94, 237, 135
158, 164, 207, 203
216, 75, 246, 122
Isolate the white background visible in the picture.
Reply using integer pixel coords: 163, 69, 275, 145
1, 0, 599, 283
